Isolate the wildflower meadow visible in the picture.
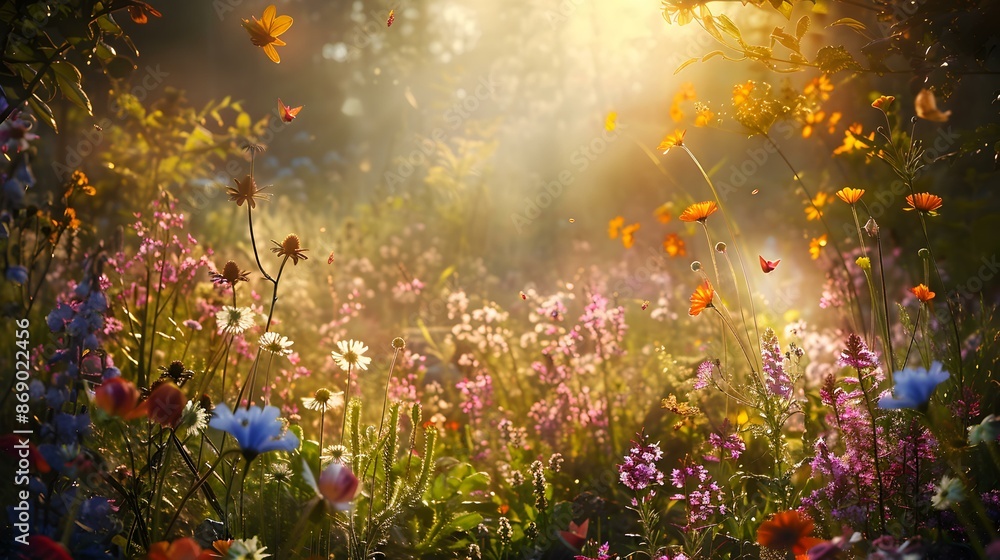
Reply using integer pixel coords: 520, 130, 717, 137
2, 0, 1000, 558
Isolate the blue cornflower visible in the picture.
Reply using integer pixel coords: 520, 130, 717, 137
879, 361, 949, 410
5, 265, 27, 284
209, 404, 299, 461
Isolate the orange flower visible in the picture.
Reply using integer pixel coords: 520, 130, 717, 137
621, 223, 641, 248
679, 201, 718, 223
801, 110, 824, 139
658, 130, 686, 153
911, 284, 935, 303
804, 75, 833, 101
242, 4, 293, 63
688, 280, 714, 316
835, 187, 865, 205
905, 192, 943, 215
915, 89, 950, 122
809, 234, 828, 260
608, 216, 625, 239
662, 233, 686, 257
805, 192, 828, 221
654, 203, 672, 223
147, 537, 210, 560
146, 383, 186, 428
872, 95, 895, 110
94, 377, 148, 420
757, 510, 824, 556
694, 104, 714, 127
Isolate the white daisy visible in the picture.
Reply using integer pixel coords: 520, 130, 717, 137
321, 444, 353, 466
177, 400, 209, 437
931, 475, 965, 510
331, 339, 371, 371
301, 388, 344, 412
215, 306, 255, 335
227, 536, 270, 560
259, 331, 294, 356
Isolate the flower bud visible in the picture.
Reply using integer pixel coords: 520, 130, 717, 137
691, 261, 702, 272
318, 463, 361, 510
918, 248, 931, 259
715, 242, 727, 253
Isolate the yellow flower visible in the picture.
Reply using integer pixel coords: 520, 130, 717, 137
242, 4, 293, 64
856, 257, 871, 271
835, 187, 865, 205
809, 234, 828, 260
694, 103, 714, 127
805, 192, 828, 221
732, 81, 754, 106
872, 95, 895, 110
802, 110, 824, 139
804, 75, 833, 102
621, 223, 641, 249
608, 216, 625, 239
605, 111, 618, 132
271, 234, 309, 264
833, 123, 873, 155
826, 111, 842, 134
658, 130, 686, 153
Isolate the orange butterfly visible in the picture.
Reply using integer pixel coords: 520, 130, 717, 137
278, 98, 302, 123
759, 255, 780, 273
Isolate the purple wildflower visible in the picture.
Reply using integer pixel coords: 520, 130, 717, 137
838, 333, 879, 370
618, 433, 665, 492
761, 328, 792, 399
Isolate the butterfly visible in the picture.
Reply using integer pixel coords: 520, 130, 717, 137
387, 9, 395, 27
759, 255, 780, 273
278, 98, 303, 123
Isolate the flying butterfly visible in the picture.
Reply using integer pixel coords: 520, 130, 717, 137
387, 9, 395, 27
278, 98, 303, 123
759, 255, 780, 273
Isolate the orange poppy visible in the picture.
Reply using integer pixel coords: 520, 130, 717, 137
905, 192, 943, 215
658, 130, 686, 153
147, 537, 209, 560
242, 5, 293, 64
911, 284, 935, 303
679, 201, 718, 223
663, 233, 686, 257
835, 187, 865, 205
756, 510, 824, 556
688, 281, 714, 316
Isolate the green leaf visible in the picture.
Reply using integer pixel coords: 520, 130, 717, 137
104, 56, 136, 80
95, 14, 123, 35
716, 14, 743, 42
51, 61, 92, 114
28, 94, 56, 132
440, 512, 483, 535
673, 57, 699, 75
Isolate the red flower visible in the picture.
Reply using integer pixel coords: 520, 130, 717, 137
757, 510, 824, 556
146, 382, 186, 428
94, 377, 148, 420
558, 518, 589, 550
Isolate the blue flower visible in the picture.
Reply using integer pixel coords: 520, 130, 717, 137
879, 361, 949, 409
5, 265, 27, 284
209, 404, 299, 461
